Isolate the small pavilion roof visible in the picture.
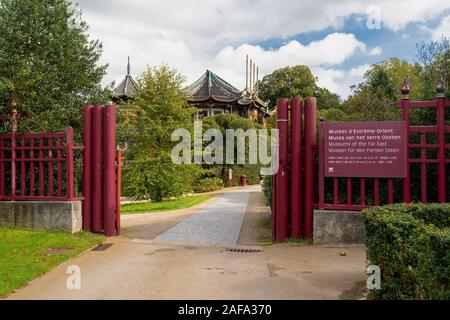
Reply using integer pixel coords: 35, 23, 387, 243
113, 57, 139, 100
186, 70, 242, 103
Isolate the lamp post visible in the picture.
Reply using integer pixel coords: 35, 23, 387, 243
9, 96, 20, 134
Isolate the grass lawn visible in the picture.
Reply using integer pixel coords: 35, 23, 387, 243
0, 228, 103, 298
121, 194, 212, 214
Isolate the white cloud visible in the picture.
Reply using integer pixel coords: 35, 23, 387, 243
208, 33, 375, 97
313, 64, 370, 98
368, 46, 383, 56
74, 0, 450, 98
430, 15, 450, 40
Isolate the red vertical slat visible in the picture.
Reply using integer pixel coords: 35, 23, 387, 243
21, 138, 26, 196
374, 178, 380, 206
387, 179, 393, 204
318, 119, 325, 209
57, 137, 62, 196
103, 105, 117, 236
303, 97, 317, 239
333, 177, 339, 205
436, 96, 446, 202
346, 177, 352, 205
39, 138, 44, 196
289, 97, 303, 238
92, 106, 104, 232
65, 127, 74, 200
82, 105, 93, 231
116, 150, 122, 235
48, 138, 53, 197
0, 139, 4, 197
10, 112, 17, 197
30, 139, 35, 196
360, 178, 366, 206
420, 133, 427, 202
401, 98, 411, 203
275, 98, 289, 242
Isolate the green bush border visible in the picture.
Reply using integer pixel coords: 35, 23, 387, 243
362, 203, 450, 299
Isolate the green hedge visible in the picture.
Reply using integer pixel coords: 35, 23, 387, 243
362, 203, 450, 300
263, 175, 272, 207
193, 177, 224, 193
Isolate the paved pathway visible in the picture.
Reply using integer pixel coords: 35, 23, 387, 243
5, 186, 367, 300
153, 189, 251, 246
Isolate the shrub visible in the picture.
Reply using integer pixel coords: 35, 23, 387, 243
263, 175, 272, 207
193, 177, 224, 193
362, 203, 450, 300
122, 158, 200, 201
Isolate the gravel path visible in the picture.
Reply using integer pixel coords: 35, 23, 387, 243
153, 188, 253, 246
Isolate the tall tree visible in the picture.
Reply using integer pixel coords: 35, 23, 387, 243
258, 65, 318, 109
0, 0, 109, 138
416, 36, 449, 100
122, 66, 200, 201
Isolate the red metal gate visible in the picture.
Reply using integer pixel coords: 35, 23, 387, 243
0, 126, 80, 201
271, 93, 449, 242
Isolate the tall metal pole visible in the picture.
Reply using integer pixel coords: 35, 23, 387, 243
245, 55, 248, 92
253, 63, 256, 93
249, 59, 253, 94
290, 98, 303, 238
276, 98, 289, 242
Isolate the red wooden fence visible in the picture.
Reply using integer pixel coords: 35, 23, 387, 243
316, 95, 450, 211
0, 126, 81, 201
272, 94, 449, 242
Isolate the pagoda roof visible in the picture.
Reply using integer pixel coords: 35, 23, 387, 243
112, 57, 139, 100
186, 70, 242, 103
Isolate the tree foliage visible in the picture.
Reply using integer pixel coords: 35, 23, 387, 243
0, 0, 109, 139
258, 65, 318, 109
122, 66, 200, 201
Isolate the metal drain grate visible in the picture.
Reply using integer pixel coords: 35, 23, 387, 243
225, 248, 262, 253
92, 243, 113, 251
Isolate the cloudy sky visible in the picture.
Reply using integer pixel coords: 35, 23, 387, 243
75, 0, 450, 98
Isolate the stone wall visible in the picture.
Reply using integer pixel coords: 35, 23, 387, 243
313, 210, 364, 245
0, 201, 82, 233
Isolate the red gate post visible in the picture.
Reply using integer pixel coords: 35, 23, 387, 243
303, 97, 317, 239
65, 126, 74, 200
436, 93, 446, 203
290, 97, 303, 238
276, 98, 289, 242
103, 105, 117, 236
92, 105, 104, 232
400, 94, 411, 203
82, 105, 93, 231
